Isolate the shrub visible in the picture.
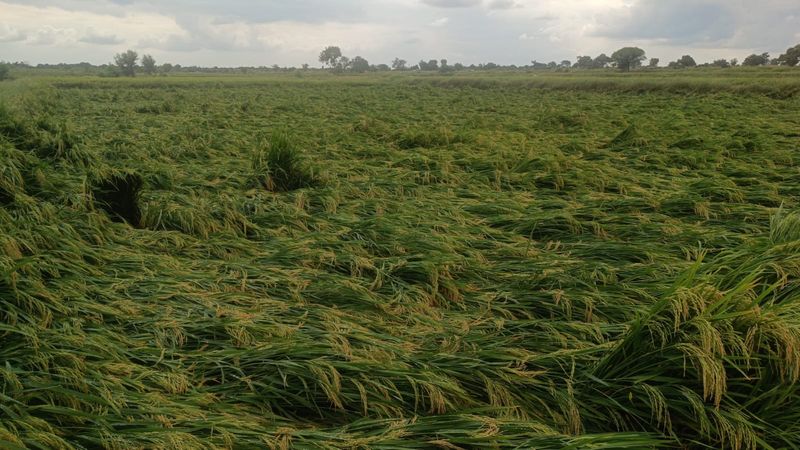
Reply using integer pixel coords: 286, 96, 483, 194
252, 132, 317, 192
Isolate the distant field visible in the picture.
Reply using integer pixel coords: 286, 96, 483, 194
1, 70, 800, 449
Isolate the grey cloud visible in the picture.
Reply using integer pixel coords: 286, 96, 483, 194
79, 30, 124, 45
595, 0, 737, 44
487, 0, 521, 10
421, 0, 482, 8
163, 0, 365, 24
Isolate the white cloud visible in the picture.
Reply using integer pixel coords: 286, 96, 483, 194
0, 23, 26, 42
430, 17, 450, 27
0, 1, 184, 48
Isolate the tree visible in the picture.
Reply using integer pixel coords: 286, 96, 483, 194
711, 59, 731, 68
669, 55, 697, 69
648, 58, 660, 68
318, 46, 342, 68
336, 56, 351, 72
114, 50, 139, 77
742, 53, 770, 66
593, 53, 613, 68
391, 58, 407, 70
160, 63, 173, 74
419, 59, 438, 71
611, 47, 646, 71
141, 54, 156, 75
778, 44, 800, 67
0, 63, 10, 81
374, 64, 390, 71
574, 56, 593, 69
680, 55, 697, 67
350, 56, 370, 73
546, 61, 557, 69
560, 60, 572, 68
440, 59, 456, 73
730, 58, 739, 67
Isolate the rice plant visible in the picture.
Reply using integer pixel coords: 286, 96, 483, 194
252, 131, 318, 192
1, 70, 800, 449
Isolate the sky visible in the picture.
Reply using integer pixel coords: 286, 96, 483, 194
1, 0, 799, 67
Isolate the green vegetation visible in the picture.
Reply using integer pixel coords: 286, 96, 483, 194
1, 69, 800, 449
0, 64, 10, 82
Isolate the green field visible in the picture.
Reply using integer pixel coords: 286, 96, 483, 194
2, 70, 800, 449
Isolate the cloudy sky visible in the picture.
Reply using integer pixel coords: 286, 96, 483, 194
1, 0, 798, 67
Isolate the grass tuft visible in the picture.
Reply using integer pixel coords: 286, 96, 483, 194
606, 123, 648, 149
252, 132, 318, 192
770, 209, 800, 244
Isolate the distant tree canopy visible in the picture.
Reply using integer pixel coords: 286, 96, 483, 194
611, 47, 646, 71
574, 55, 593, 69
63, 42, 800, 79
419, 59, 439, 71
350, 56, 370, 73
141, 54, 156, 75
778, 44, 800, 67
318, 46, 342, 68
668, 55, 697, 69
743, 52, 770, 66
679, 55, 697, 67
114, 50, 139, 77
391, 58, 407, 70
593, 54, 613, 69
0, 63, 10, 81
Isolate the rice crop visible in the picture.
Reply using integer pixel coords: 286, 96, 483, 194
1, 70, 800, 449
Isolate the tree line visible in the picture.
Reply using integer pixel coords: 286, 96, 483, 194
318, 45, 800, 74
79, 44, 800, 77
2, 43, 798, 80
